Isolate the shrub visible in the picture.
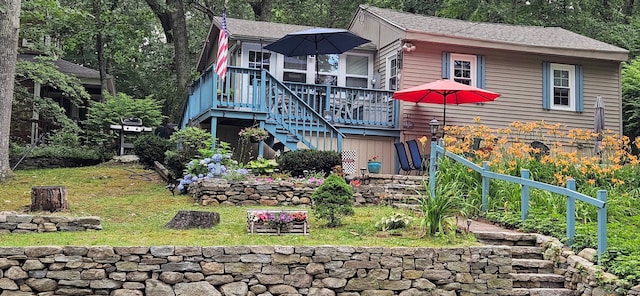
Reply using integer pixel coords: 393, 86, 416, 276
164, 127, 212, 178
133, 134, 172, 168
375, 212, 413, 231
278, 149, 341, 177
415, 181, 474, 237
245, 157, 279, 175
311, 173, 354, 227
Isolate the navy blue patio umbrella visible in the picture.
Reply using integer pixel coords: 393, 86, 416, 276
263, 28, 370, 83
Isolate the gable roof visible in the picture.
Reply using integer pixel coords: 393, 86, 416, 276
355, 5, 628, 61
197, 16, 375, 72
19, 54, 101, 80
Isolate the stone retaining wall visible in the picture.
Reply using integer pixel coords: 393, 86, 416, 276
189, 174, 426, 207
0, 212, 101, 234
0, 245, 512, 295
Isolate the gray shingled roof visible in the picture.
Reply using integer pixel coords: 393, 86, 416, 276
217, 17, 315, 41
18, 54, 100, 79
362, 5, 628, 54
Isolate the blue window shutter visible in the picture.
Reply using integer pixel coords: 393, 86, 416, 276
542, 62, 550, 110
476, 55, 486, 89
441, 52, 450, 79
575, 65, 584, 112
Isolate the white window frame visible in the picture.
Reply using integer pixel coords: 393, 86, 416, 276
385, 53, 398, 91
342, 52, 372, 88
450, 53, 477, 87
549, 63, 575, 111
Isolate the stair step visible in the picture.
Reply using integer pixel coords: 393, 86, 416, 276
512, 259, 554, 274
511, 288, 575, 296
512, 246, 545, 260
474, 231, 538, 246
511, 273, 566, 288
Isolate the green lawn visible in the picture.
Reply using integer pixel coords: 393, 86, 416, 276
0, 162, 476, 247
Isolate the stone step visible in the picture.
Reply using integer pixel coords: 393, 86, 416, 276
511, 288, 575, 296
512, 259, 555, 274
473, 231, 538, 246
512, 246, 545, 260
511, 273, 566, 288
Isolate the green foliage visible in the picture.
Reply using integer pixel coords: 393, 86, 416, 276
311, 173, 354, 227
133, 134, 172, 168
83, 93, 163, 146
415, 180, 473, 237
245, 157, 279, 175
164, 127, 212, 177
375, 212, 413, 231
10, 143, 103, 161
622, 57, 640, 152
278, 149, 341, 177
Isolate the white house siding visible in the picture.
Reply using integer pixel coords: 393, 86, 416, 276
397, 43, 623, 147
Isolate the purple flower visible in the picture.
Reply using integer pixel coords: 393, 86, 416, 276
212, 154, 223, 163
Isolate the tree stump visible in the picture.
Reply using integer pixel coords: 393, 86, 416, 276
165, 210, 220, 229
30, 186, 69, 212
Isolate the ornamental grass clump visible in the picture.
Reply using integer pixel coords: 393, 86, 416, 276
311, 173, 354, 227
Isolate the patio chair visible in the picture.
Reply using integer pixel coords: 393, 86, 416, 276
406, 139, 424, 175
530, 140, 550, 160
394, 142, 412, 175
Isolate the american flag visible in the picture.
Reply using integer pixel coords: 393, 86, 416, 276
215, 9, 228, 81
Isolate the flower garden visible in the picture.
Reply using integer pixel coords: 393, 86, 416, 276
164, 120, 640, 288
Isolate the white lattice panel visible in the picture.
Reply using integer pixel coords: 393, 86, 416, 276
342, 150, 357, 175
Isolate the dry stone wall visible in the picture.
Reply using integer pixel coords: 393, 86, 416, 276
188, 174, 426, 207
0, 245, 513, 295
0, 211, 101, 234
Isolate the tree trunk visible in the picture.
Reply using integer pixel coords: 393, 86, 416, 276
31, 186, 69, 212
165, 210, 220, 229
168, 0, 191, 119
0, 0, 22, 182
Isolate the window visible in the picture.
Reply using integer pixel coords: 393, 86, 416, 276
442, 52, 485, 88
283, 56, 307, 83
248, 50, 270, 85
450, 54, 476, 86
345, 55, 368, 88
542, 62, 583, 112
386, 54, 398, 91
317, 54, 339, 85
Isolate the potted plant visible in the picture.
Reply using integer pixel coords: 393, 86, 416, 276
367, 155, 381, 174
239, 127, 269, 142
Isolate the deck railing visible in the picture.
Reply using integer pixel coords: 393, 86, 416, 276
181, 65, 397, 130
428, 141, 608, 260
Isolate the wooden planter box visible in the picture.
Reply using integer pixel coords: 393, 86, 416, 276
247, 210, 310, 235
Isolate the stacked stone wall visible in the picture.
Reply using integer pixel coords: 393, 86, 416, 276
0, 212, 101, 234
0, 245, 512, 295
189, 174, 426, 207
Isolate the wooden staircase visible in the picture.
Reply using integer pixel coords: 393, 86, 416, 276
474, 231, 575, 296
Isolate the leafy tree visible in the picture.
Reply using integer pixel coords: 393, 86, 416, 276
311, 173, 354, 227
83, 92, 163, 147
622, 57, 640, 153
0, 0, 21, 182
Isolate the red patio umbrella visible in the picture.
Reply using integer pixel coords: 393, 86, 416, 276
392, 79, 501, 129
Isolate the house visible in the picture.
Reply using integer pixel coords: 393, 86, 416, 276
12, 52, 116, 144
181, 5, 628, 175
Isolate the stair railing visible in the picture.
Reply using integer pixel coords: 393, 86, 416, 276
259, 70, 344, 151
428, 141, 608, 260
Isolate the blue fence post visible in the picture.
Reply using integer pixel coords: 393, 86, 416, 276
260, 69, 267, 112
597, 190, 608, 261
429, 141, 437, 198
566, 179, 576, 246
521, 169, 530, 221
482, 161, 490, 213
212, 68, 219, 108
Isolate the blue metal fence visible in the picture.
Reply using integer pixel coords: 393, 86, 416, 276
428, 141, 608, 259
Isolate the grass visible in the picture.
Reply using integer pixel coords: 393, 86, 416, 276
0, 162, 477, 247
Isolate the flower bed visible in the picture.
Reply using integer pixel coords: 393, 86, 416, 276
247, 210, 309, 235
